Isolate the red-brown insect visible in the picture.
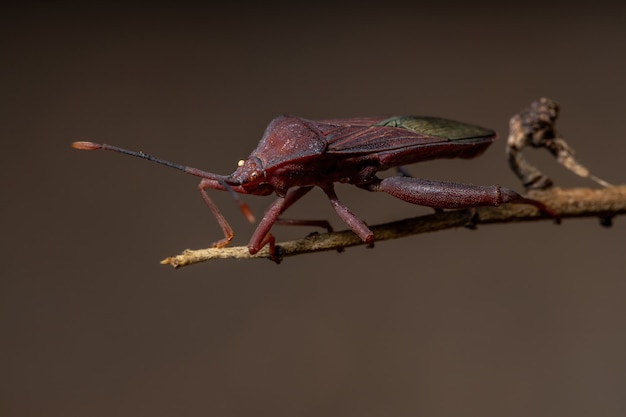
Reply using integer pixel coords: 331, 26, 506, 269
73, 115, 556, 261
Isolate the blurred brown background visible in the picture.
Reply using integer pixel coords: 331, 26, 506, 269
2, 3, 625, 416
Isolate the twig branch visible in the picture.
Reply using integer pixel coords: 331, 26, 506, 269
506, 97, 613, 189
161, 185, 626, 268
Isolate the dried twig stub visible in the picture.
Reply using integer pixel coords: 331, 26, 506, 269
506, 97, 612, 189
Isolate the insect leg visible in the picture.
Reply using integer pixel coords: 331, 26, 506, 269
247, 186, 315, 258
199, 178, 235, 248
373, 177, 558, 220
273, 185, 333, 232
396, 166, 412, 177
274, 218, 334, 232
321, 184, 374, 243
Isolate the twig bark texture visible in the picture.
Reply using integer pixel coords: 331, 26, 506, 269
161, 185, 626, 268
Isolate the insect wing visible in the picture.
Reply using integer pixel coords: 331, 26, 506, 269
377, 116, 495, 141
325, 116, 495, 155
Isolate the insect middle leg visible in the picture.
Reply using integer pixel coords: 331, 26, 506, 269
272, 186, 332, 232
273, 186, 334, 233
320, 183, 374, 244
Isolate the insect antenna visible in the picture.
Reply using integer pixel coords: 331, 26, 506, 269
72, 141, 219, 178
71, 141, 255, 222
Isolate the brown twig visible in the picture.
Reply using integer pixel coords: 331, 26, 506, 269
161, 185, 626, 268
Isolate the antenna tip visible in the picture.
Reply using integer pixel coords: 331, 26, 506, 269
72, 141, 102, 150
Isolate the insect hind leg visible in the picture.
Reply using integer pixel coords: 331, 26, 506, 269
370, 176, 559, 221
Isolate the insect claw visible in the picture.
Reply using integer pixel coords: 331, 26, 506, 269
599, 215, 613, 228
463, 208, 479, 229
523, 198, 561, 224
271, 245, 284, 264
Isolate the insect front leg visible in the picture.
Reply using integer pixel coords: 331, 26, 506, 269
371, 177, 558, 219
199, 178, 235, 248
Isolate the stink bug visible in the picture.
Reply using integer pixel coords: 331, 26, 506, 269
73, 115, 556, 261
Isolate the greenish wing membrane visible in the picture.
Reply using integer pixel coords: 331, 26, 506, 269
375, 116, 494, 141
